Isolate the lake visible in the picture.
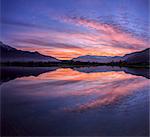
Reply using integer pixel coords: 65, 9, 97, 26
1, 66, 149, 136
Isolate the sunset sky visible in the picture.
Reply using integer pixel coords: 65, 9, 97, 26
1, 0, 149, 59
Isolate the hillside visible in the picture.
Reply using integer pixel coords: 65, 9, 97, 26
0, 42, 60, 62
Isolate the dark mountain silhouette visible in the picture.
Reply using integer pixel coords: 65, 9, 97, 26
123, 48, 149, 64
72, 48, 149, 64
0, 41, 60, 62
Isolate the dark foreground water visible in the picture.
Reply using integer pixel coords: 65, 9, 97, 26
1, 66, 149, 136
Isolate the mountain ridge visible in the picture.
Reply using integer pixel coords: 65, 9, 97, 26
72, 48, 149, 64
0, 41, 149, 64
0, 41, 60, 62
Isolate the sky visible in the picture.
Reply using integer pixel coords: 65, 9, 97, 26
1, 0, 149, 59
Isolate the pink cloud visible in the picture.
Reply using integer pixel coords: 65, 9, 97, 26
59, 16, 148, 49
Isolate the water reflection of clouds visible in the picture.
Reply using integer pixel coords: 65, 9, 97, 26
64, 78, 148, 112
17, 68, 148, 111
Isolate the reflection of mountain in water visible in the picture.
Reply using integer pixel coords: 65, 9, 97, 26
0, 67, 58, 84
0, 66, 149, 84
123, 67, 149, 79
73, 66, 149, 79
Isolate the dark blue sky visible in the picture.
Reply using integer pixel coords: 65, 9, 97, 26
1, 0, 149, 59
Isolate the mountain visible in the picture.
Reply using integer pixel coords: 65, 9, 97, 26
123, 48, 149, 64
0, 42, 60, 62
72, 55, 122, 63
73, 48, 149, 64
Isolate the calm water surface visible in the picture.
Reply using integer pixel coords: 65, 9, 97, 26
1, 67, 149, 136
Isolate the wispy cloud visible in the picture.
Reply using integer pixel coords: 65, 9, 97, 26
1, 18, 43, 29
10, 29, 136, 59
2, 0, 149, 59
58, 16, 148, 49
4, 15, 149, 59
13, 38, 83, 50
